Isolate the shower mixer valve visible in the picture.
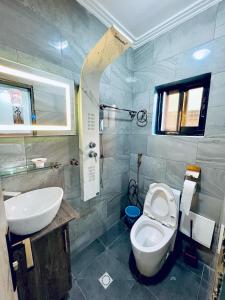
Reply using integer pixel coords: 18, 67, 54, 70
89, 142, 96, 148
88, 150, 97, 161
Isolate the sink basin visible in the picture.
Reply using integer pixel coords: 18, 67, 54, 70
4, 187, 63, 235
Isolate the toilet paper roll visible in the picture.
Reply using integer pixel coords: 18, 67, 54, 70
181, 180, 196, 216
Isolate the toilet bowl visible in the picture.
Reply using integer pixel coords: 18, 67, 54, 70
130, 183, 180, 277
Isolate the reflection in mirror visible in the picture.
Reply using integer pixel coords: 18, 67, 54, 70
0, 59, 75, 135
0, 80, 34, 135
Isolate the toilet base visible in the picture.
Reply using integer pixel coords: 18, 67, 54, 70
129, 250, 177, 284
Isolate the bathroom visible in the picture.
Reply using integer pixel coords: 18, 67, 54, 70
0, 0, 225, 299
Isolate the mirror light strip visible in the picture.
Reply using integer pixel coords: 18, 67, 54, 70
0, 64, 72, 131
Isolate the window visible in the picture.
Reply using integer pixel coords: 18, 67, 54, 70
155, 73, 211, 136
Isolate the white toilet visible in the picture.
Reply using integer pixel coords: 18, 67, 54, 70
130, 183, 180, 277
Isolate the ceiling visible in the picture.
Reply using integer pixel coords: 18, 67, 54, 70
77, 0, 221, 48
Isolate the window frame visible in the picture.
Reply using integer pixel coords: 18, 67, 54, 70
155, 73, 211, 136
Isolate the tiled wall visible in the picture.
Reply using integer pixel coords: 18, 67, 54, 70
130, 1, 225, 265
1, 0, 224, 265
0, 0, 133, 253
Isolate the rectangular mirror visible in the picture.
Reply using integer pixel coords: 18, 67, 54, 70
0, 58, 75, 135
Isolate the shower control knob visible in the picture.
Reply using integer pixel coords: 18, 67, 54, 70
89, 142, 96, 148
89, 151, 97, 158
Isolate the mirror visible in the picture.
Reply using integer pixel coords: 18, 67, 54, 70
0, 58, 75, 135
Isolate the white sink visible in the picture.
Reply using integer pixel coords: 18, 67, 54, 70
4, 187, 63, 235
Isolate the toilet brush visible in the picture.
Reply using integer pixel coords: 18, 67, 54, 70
183, 219, 198, 268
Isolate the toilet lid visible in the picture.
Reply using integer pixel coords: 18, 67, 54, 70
143, 183, 177, 228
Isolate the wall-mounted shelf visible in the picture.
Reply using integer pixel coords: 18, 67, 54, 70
0, 159, 79, 178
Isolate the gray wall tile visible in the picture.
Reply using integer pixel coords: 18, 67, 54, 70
147, 135, 198, 163
152, 5, 218, 63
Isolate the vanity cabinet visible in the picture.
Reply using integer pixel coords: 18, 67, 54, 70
11, 201, 79, 300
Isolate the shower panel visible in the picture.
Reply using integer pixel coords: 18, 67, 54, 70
78, 26, 131, 201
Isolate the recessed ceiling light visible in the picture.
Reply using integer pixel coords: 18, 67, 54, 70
49, 40, 69, 50
192, 49, 211, 60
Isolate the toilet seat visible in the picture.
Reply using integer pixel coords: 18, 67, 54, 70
130, 215, 174, 253
144, 183, 177, 228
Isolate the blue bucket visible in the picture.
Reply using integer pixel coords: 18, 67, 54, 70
125, 205, 141, 227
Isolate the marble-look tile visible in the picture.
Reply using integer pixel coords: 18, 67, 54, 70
175, 36, 225, 81
133, 57, 177, 94
129, 134, 148, 154
99, 82, 111, 104
215, 0, 225, 39
132, 91, 151, 112
148, 259, 201, 300
114, 48, 134, 71
77, 278, 133, 300
129, 169, 145, 193
197, 276, 213, 300
78, 249, 133, 280
1, 168, 63, 193
71, 239, 105, 278
73, 201, 107, 250
197, 138, 225, 169
0, 137, 26, 168
0, 42, 17, 61
63, 165, 81, 200
125, 283, 157, 300
17, 50, 75, 81
152, 5, 218, 63
147, 135, 198, 163
208, 72, 225, 108
165, 160, 186, 190
107, 193, 127, 219
110, 63, 133, 93
143, 177, 156, 194
205, 106, 225, 137
134, 41, 154, 71
140, 155, 166, 182
198, 166, 225, 200
109, 230, 132, 267
16, 0, 106, 55
98, 220, 127, 247
102, 134, 130, 157
102, 157, 129, 177
0, 0, 63, 65
192, 192, 223, 224
66, 279, 86, 300
101, 172, 129, 196
24, 135, 77, 165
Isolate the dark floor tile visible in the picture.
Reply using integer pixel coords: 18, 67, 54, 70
197, 277, 213, 300
78, 249, 133, 280
71, 240, 105, 278
98, 220, 128, 247
77, 278, 133, 300
62, 279, 86, 300
125, 282, 157, 300
109, 229, 131, 265
176, 254, 204, 279
202, 264, 215, 283
147, 260, 201, 300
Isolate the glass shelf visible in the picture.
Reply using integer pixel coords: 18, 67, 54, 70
0, 162, 61, 178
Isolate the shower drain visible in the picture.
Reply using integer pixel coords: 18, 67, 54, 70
98, 272, 113, 289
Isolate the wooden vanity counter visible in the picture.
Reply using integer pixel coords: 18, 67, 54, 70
10, 200, 80, 300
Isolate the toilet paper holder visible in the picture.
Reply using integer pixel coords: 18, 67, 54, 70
184, 164, 201, 184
